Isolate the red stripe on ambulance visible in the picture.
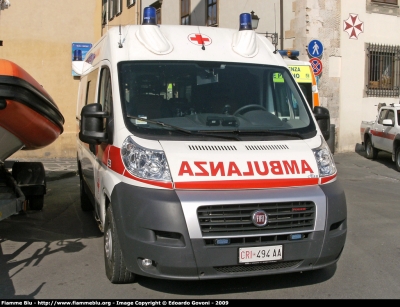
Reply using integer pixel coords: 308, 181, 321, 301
175, 178, 319, 189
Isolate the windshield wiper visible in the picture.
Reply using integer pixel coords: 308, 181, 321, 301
214, 129, 304, 139
250, 130, 304, 139
127, 115, 193, 134
126, 115, 241, 140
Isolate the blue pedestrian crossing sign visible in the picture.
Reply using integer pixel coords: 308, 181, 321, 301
308, 39, 324, 58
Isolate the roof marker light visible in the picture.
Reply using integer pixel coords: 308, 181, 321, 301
278, 49, 300, 59
142, 7, 157, 25
239, 13, 252, 31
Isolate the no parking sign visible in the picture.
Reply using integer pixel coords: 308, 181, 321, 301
309, 57, 323, 76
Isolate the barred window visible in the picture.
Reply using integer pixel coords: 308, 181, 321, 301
366, 43, 400, 97
371, 0, 398, 4
181, 0, 190, 25
207, 0, 217, 26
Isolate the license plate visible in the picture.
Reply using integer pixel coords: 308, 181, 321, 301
239, 245, 283, 264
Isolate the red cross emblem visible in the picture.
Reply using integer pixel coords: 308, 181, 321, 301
188, 33, 212, 46
343, 13, 364, 40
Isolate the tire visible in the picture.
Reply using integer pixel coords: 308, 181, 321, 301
80, 176, 93, 211
28, 195, 44, 210
365, 138, 378, 159
104, 205, 135, 284
395, 147, 400, 172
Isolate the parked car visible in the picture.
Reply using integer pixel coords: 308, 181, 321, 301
360, 103, 400, 170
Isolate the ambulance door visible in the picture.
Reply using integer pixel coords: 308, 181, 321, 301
93, 64, 113, 213
80, 68, 99, 197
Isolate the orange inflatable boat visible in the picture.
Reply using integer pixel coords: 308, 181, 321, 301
0, 59, 64, 161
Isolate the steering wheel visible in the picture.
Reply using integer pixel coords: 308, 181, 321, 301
233, 104, 267, 116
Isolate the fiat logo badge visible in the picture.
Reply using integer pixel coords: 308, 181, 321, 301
252, 210, 268, 227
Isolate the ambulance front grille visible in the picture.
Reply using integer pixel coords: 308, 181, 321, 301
197, 201, 315, 235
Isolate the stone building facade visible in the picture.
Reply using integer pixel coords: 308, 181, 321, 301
289, 0, 342, 151
0, 0, 102, 159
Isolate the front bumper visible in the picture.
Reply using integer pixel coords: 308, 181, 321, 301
110, 180, 347, 280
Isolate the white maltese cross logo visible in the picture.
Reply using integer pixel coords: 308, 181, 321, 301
343, 13, 364, 40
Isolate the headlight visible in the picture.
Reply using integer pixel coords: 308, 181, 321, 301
121, 136, 171, 182
312, 137, 336, 177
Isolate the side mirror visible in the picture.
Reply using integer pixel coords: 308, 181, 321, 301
313, 106, 330, 141
382, 118, 394, 127
79, 103, 108, 144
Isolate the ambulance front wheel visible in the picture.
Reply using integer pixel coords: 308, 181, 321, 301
104, 205, 136, 284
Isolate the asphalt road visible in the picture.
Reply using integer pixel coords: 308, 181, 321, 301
0, 146, 399, 299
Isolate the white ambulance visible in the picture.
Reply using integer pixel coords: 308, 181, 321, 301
74, 7, 346, 283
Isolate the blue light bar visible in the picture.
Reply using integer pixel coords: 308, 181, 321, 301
142, 7, 157, 25
239, 13, 252, 31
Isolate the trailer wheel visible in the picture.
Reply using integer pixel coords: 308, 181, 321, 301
104, 205, 135, 284
29, 195, 44, 210
395, 147, 400, 172
80, 177, 93, 211
365, 138, 378, 159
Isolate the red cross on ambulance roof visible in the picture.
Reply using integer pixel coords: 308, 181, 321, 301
188, 33, 212, 46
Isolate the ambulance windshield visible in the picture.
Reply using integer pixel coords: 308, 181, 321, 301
118, 61, 317, 139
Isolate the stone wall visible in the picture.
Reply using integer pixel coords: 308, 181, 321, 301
289, 0, 341, 150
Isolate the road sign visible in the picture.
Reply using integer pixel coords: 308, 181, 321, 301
308, 39, 324, 57
310, 57, 323, 76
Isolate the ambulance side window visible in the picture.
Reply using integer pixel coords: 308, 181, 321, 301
98, 67, 113, 131
84, 80, 90, 105
299, 83, 312, 110
76, 75, 88, 117
86, 68, 99, 105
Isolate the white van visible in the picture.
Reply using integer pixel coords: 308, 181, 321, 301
74, 7, 346, 283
